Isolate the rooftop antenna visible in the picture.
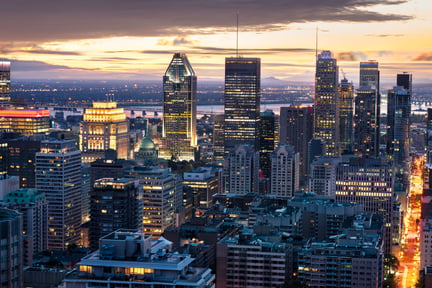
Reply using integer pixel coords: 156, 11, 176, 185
315, 26, 318, 60
341, 68, 346, 80
236, 11, 239, 57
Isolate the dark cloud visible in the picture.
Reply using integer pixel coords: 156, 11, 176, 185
0, 0, 412, 42
412, 53, 432, 61
336, 51, 368, 61
90, 57, 140, 61
10, 60, 96, 72
20, 49, 81, 56
139, 47, 315, 56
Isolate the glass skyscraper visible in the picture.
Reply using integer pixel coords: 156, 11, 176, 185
224, 57, 261, 155
160, 53, 197, 161
338, 77, 354, 154
0, 60, 10, 107
314, 51, 339, 156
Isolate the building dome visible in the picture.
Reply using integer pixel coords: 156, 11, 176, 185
139, 138, 155, 151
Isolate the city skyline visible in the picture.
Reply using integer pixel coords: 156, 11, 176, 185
0, 0, 430, 83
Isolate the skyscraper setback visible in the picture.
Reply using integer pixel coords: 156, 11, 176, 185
224, 57, 261, 154
160, 53, 197, 161
314, 51, 340, 156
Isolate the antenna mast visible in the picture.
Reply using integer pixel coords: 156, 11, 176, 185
236, 11, 239, 57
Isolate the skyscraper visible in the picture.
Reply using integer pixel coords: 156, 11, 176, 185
212, 114, 225, 162
36, 139, 82, 250
80, 102, 130, 163
338, 77, 354, 154
270, 144, 300, 197
89, 178, 143, 249
160, 53, 197, 161
0, 60, 11, 107
314, 51, 340, 156
259, 110, 276, 178
280, 106, 313, 181
224, 57, 261, 154
354, 87, 380, 157
228, 144, 259, 194
360, 61, 380, 89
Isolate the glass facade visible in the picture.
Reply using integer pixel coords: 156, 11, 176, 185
338, 78, 354, 154
160, 53, 197, 161
0, 61, 10, 107
314, 51, 339, 156
224, 57, 261, 154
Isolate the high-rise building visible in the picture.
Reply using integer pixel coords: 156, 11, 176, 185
224, 57, 261, 154
36, 139, 82, 250
421, 164, 432, 270
89, 178, 143, 250
212, 114, 225, 162
160, 53, 197, 161
183, 167, 219, 208
354, 87, 380, 157
387, 81, 411, 166
0, 61, 11, 107
397, 72, 412, 95
335, 157, 394, 254
308, 156, 341, 198
360, 61, 380, 89
227, 144, 259, 194
7, 135, 44, 188
270, 144, 300, 198
0, 109, 50, 135
0, 174, 19, 200
314, 51, 340, 156
4, 188, 48, 266
80, 102, 129, 163
0, 208, 22, 288
126, 167, 176, 237
64, 230, 215, 288
338, 77, 354, 154
280, 106, 313, 180
259, 110, 276, 178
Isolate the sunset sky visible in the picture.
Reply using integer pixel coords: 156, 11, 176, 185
1, 0, 431, 86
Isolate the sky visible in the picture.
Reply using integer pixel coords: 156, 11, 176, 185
1, 0, 431, 86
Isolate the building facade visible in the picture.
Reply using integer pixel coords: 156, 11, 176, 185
36, 139, 82, 250
0, 109, 50, 135
314, 51, 339, 156
160, 53, 197, 161
270, 144, 300, 198
338, 77, 354, 154
259, 110, 276, 178
0, 61, 10, 107
224, 57, 261, 154
80, 102, 129, 163
227, 145, 259, 194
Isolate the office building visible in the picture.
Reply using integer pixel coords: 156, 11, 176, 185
224, 57, 261, 153
354, 87, 380, 157
360, 61, 380, 89
36, 139, 81, 250
0, 208, 23, 288
308, 156, 341, 198
0, 61, 10, 107
0, 109, 50, 135
7, 135, 44, 188
0, 174, 19, 200
3, 188, 48, 266
259, 110, 276, 178
338, 77, 354, 153
212, 114, 225, 162
227, 145, 259, 194
64, 230, 215, 288
298, 227, 383, 288
270, 144, 300, 198
183, 167, 219, 208
280, 106, 313, 181
160, 53, 197, 161
80, 102, 129, 163
421, 164, 432, 270
335, 157, 394, 254
216, 228, 292, 288
89, 157, 135, 188
89, 178, 143, 250
126, 167, 176, 237
314, 50, 340, 156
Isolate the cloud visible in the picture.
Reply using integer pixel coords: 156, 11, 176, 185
412, 53, 432, 61
337, 51, 368, 61
20, 49, 81, 56
0, 0, 412, 42
365, 33, 404, 37
10, 60, 96, 72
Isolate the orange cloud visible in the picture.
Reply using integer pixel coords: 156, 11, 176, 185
412, 53, 432, 61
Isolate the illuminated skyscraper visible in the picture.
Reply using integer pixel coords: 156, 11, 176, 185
259, 110, 276, 178
354, 87, 380, 157
212, 114, 225, 162
0, 61, 11, 107
36, 139, 81, 250
360, 61, 380, 89
80, 102, 129, 163
160, 53, 197, 161
0, 109, 50, 135
224, 57, 261, 154
338, 77, 354, 154
314, 51, 340, 156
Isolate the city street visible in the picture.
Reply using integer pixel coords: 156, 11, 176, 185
397, 156, 423, 288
